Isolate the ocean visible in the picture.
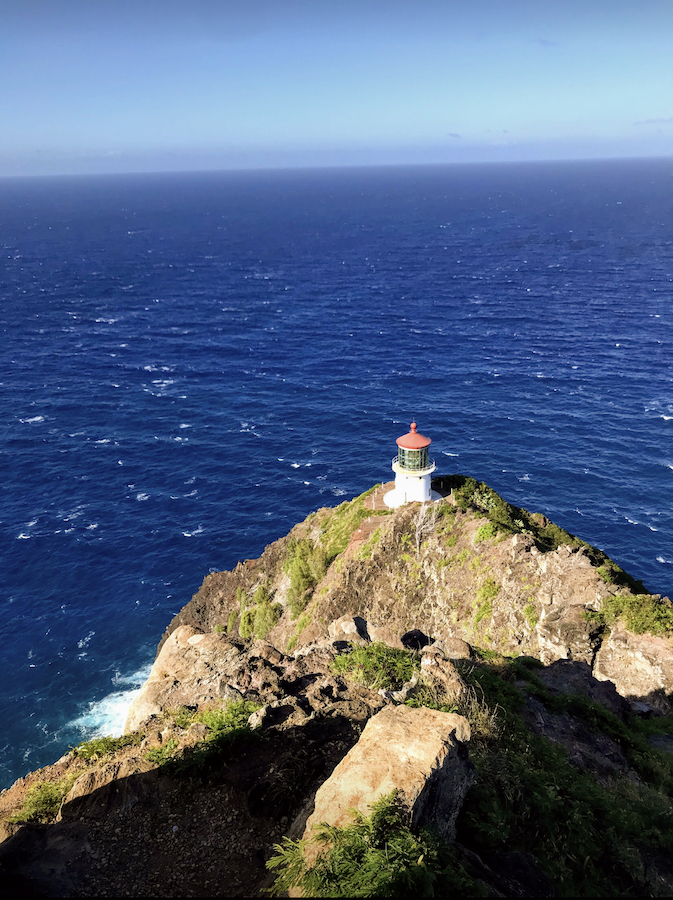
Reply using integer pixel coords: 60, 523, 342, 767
1, 158, 672, 790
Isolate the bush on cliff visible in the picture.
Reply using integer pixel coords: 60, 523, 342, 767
9, 774, 78, 824
267, 791, 482, 898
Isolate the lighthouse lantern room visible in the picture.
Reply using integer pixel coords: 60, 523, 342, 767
384, 421, 442, 508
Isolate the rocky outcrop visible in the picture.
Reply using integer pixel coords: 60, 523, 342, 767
3, 479, 673, 898
594, 627, 673, 714
302, 705, 474, 844
152, 485, 672, 714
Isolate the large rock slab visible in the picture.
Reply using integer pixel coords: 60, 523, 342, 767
302, 705, 474, 846
593, 627, 673, 714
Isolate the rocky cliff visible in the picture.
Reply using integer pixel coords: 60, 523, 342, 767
1, 476, 672, 897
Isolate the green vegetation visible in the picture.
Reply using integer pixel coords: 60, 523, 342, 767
227, 609, 238, 634
284, 537, 327, 619
446, 475, 648, 592
317, 486, 388, 564
474, 600, 492, 626
331, 643, 418, 692
585, 592, 673, 638
477, 578, 499, 604
167, 699, 261, 741
323, 637, 673, 895
72, 732, 143, 761
145, 738, 179, 765
267, 791, 482, 898
239, 584, 282, 639
452, 655, 673, 896
9, 774, 78, 824
474, 522, 498, 543
523, 602, 538, 630
147, 700, 262, 779
359, 527, 381, 560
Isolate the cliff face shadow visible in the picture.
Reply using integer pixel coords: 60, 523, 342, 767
0, 713, 363, 898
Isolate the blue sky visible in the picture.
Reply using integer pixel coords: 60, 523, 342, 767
2, 0, 673, 176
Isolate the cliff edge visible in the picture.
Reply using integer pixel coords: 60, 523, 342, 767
1, 476, 672, 897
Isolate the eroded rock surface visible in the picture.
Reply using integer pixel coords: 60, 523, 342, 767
302, 705, 475, 845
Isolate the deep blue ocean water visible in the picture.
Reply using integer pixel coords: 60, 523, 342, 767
1, 158, 672, 790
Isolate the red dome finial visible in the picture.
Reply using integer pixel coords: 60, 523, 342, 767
410, 420, 417, 433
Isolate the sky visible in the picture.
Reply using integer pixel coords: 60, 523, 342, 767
2, 0, 673, 176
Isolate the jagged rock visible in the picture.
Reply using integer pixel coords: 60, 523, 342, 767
521, 694, 632, 780
536, 603, 604, 665
327, 615, 370, 645
301, 705, 474, 851
594, 627, 673, 714
367, 622, 405, 649
433, 637, 473, 659
533, 658, 629, 718
124, 626, 244, 732
420, 650, 467, 703
59, 758, 157, 821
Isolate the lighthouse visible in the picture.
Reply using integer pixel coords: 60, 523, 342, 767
384, 421, 442, 508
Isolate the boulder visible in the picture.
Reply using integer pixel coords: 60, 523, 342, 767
302, 705, 474, 849
328, 615, 370, 645
593, 627, 673, 714
124, 626, 243, 732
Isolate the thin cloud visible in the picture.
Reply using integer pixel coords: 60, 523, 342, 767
534, 37, 558, 48
447, 133, 462, 139
635, 117, 673, 125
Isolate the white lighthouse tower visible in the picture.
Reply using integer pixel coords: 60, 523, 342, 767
384, 421, 442, 509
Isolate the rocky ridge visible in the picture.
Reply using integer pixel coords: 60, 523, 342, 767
1, 476, 672, 897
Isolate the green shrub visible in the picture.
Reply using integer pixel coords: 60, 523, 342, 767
9, 775, 78, 823
474, 522, 498, 543
213, 623, 225, 633
331, 643, 418, 692
267, 791, 482, 898
227, 609, 238, 634
253, 600, 282, 639
599, 593, 673, 637
284, 537, 326, 618
477, 578, 499, 604
240, 606, 256, 640
474, 599, 492, 625
73, 732, 142, 761
145, 738, 179, 765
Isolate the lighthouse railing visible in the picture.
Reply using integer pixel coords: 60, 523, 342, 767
392, 455, 435, 473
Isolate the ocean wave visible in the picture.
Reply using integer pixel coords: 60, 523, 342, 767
69, 664, 152, 740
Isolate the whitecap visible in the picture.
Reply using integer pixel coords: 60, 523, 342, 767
17, 533, 31, 540
136, 492, 150, 501
657, 556, 672, 564
442, 451, 459, 457
70, 664, 152, 740
179, 424, 191, 429
86, 523, 99, 530
291, 463, 301, 468
20, 415, 45, 424
77, 631, 95, 650
182, 526, 204, 537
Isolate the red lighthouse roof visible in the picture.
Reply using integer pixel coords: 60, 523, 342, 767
396, 421, 431, 450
